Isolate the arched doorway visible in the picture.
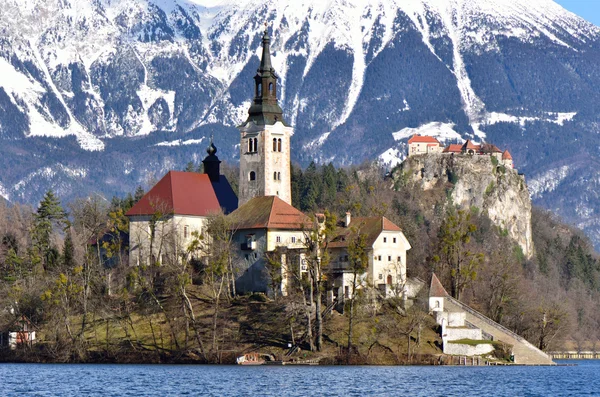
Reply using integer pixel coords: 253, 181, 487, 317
387, 275, 392, 285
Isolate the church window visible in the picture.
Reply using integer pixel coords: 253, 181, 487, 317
269, 82, 274, 95
257, 83, 262, 97
273, 172, 277, 180
249, 171, 256, 181
248, 139, 252, 153
278, 138, 282, 152
277, 172, 281, 180
253, 138, 258, 152
273, 138, 277, 151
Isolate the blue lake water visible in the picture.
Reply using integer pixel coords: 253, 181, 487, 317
0, 360, 596, 396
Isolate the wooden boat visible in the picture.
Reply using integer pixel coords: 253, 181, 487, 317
236, 353, 275, 365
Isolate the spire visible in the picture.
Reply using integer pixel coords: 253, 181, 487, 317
202, 135, 221, 183
243, 24, 287, 126
259, 24, 273, 75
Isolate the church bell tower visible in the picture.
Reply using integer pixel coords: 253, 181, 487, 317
238, 27, 293, 206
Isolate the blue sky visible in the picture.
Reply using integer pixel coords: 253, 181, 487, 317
555, 0, 600, 26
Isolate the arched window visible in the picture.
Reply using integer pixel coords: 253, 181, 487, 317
257, 83, 262, 97
249, 171, 256, 181
277, 172, 281, 180
273, 138, 277, 151
253, 138, 258, 152
248, 139, 253, 153
273, 172, 277, 181
277, 138, 282, 152
269, 82, 274, 95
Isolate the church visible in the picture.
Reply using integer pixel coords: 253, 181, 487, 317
127, 28, 412, 303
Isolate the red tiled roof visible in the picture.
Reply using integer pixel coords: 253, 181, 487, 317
330, 216, 402, 248
480, 143, 502, 153
461, 140, 480, 151
430, 273, 449, 297
408, 134, 440, 145
443, 144, 462, 153
126, 171, 223, 217
502, 150, 513, 160
228, 196, 309, 230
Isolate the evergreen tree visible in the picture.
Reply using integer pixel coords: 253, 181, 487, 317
63, 228, 75, 270
133, 186, 145, 203
184, 161, 195, 172
32, 190, 67, 271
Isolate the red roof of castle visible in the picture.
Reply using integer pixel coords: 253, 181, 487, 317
126, 171, 223, 217
481, 143, 502, 153
502, 150, 513, 160
443, 144, 463, 153
461, 140, 480, 151
228, 196, 309, 230
408, 134, 440, 145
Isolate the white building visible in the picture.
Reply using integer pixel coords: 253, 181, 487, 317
328, 213, 411, 302
126, 142, 237, 266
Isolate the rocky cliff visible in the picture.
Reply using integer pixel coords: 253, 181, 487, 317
395, 154, 533, 258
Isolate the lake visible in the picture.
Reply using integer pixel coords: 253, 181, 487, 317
0, 360, 596, 396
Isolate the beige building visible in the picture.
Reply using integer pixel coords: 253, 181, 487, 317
228, 196, 309, 295
407, 134, 443, 157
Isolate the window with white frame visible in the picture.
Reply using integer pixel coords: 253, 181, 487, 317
276, 235, 281, 243
291, 236, 296, 243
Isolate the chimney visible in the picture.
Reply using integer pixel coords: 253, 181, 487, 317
345, 212, 351, 228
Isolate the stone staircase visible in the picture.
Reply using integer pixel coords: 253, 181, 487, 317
445, 297, 555, 365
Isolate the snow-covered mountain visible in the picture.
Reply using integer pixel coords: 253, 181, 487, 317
2, 0, 600, 247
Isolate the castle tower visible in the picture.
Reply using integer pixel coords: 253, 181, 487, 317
238, 27, 293, 206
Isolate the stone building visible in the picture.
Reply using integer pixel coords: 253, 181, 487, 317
228, 196, 309, 295
237, 28, 293, 206
126, 141, 237, 266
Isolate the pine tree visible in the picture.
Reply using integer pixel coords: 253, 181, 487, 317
32, 190, 67, 271
63, 228, 75, 270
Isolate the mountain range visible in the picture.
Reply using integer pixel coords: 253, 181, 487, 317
1, 0, 600, 248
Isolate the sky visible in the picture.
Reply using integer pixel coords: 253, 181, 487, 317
555, 0, 600, 26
